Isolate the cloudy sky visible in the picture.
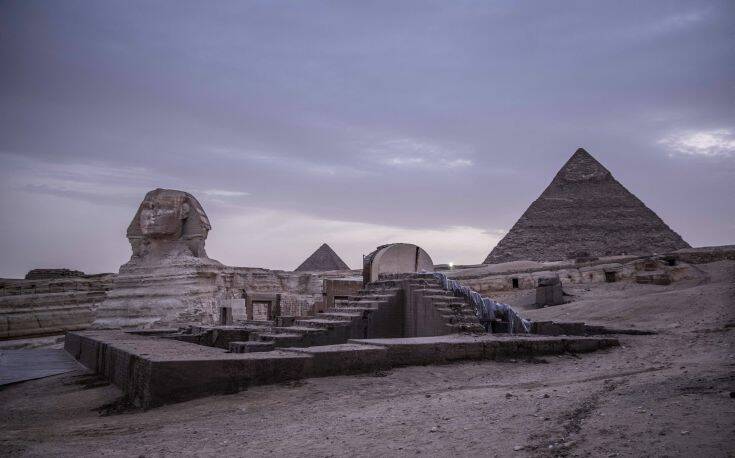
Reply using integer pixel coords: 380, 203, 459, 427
1, 1, 733, 277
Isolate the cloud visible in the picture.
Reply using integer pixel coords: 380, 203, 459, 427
201, 189, 250, 197
658, 129, 735, 158
368, 138, 474, 170
649, 10, 707, 34
387, 157, 426, 166
207, 145, 370, 178
0, 152, 166, 206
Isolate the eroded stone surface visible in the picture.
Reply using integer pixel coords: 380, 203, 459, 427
485, 148, 690, 264
93, 189, 226, 329
125, 188, 216, 267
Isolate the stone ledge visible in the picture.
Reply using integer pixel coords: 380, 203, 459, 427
65, 330, 619, 409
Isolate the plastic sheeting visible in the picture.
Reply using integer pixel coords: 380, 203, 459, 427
432, 272, 532, 334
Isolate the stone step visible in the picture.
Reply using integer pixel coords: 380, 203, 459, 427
229, 341, 274, 353
318, 311, 362, 320
269, 326, 326, 335
348, 294, 395, 300
346, 300, 388, 307
294, 318, 352, 329
255, 333, 305, 346
446, 323, 486, 333
435, 307, 476, 317
411, 288, 452, 295
407, 279, 442, 284
442, 315, 480, 325
366, 279, 403, 285
330, 305, 379, 313
422, 295, 461, 301
358, 287, 401, 294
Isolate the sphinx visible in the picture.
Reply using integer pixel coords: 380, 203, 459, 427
94, 189, 226, 328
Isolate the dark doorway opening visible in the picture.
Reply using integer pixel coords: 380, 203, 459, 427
511, 278, 519, 289
604, 272, 616, 283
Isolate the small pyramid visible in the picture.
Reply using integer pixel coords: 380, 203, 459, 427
484, 148, 690, 263
295, 243, 350, 271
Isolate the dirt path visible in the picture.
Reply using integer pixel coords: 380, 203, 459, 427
1, 262, 733, 457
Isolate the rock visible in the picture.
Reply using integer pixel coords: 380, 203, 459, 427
25, 268, 85, 280
513, 445, 524, 451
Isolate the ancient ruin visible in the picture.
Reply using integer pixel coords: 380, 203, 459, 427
3, 182, 733, 457
92, 189, 225, 329
295, 243, 350, 272
2, 1, 732, 452
363, 243, 434, 283
484, 148, 690, 264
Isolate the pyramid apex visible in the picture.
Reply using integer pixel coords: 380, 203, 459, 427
295, 243, 350, 271
556, 147, 610, 183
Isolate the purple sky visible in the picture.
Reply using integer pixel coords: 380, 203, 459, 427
1, 1, 733, 277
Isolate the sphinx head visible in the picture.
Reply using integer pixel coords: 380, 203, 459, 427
139, 191, 190, 238
127, 189, 211, 261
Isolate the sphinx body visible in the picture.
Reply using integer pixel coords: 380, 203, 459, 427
93, 189, 228, 329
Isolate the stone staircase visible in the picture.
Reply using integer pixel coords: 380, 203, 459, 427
248, 280, 402, 348
401, 274, 485, 334
247, 274, 487, 349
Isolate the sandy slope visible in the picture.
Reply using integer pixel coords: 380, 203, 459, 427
1, 262, 733, 457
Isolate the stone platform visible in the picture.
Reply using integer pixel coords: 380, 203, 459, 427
65, 330, 619, 409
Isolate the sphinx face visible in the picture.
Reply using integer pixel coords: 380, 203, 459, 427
139, 195, 188, 238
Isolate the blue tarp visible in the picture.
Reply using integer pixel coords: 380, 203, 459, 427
432, 272, 532, 334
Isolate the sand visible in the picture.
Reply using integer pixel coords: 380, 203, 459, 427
1, 261, 733, 457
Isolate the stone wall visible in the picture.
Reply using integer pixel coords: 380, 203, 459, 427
446, 254, 700, 297
278, 293, 320, 317
1, 266, 358, 338
0, 274, 114, 339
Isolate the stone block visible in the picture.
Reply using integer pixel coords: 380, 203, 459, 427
229, 341, 274, 353
635, 271, 672, 285
285, 344, 388, 376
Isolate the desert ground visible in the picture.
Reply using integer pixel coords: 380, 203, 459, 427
1, 261, 733, 457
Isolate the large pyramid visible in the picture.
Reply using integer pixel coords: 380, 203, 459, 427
484, 148, 690, 264
295, 243, 350, 272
